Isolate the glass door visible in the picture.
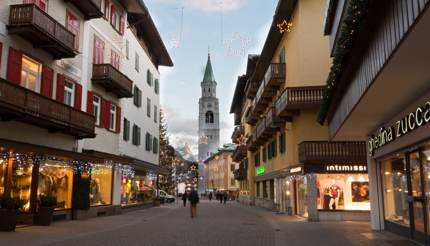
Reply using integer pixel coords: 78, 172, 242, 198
409, 151, 427, 242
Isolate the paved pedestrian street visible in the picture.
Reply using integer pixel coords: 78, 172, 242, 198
0, 201, 417, 246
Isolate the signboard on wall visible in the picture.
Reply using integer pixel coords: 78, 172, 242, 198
256, 166, 265, 175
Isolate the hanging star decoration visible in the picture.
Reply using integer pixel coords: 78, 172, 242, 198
277, 20, 293, 34
237, 134, 247, 145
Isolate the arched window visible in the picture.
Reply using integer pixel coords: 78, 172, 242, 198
205, 111, 214, 124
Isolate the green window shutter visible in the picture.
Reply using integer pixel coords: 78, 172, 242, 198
155, 79, 159, 94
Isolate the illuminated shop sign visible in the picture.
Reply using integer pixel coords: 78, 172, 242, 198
325, 165, 367, 172
368, 100, 430, 155
256, 166, 265, 175
289, 167, 302, 174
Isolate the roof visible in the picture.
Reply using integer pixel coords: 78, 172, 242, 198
203, 53, 215, 82
203, 144, 237, 163
120, 0, 173, 67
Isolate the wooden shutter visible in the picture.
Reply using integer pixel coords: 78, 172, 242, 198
104, 0, 110, 19
7, 47, 22, 84
56, 74, 65, 102
116, 106, 121, 133
110, 5, 116, 26
101, 98, 110, 129
74, 83, 82, 110
120, 15, 125, 34
41, 65, 53, 98
87, 91, 94, 114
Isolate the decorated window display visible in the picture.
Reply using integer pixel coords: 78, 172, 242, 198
90, 164, 113, 206
37, 160, 74, 210
316, 174, 370, 211
121, 173, 155, 206
0, 157, 6, 195
10, 157, 34, 212
296, 177, 308, 217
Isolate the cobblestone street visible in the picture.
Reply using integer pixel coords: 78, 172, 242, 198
0, 201, 417, 246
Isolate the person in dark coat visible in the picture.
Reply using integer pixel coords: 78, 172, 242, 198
188, 188, 199, 218
208, 192, 213, 201
219, 192, 223, 204
182, 192, 188, 207
223, 192, 228, 204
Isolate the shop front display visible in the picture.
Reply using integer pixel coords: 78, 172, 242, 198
121, 174, 155, 206
90, 164, 113, 206
296, 176, 308, 217
37, 160, 74, 210
0, 156, 6, 195
10, 157, 34, 212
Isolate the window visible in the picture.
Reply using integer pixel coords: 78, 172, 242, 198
154, 105, 158, 123
133, 86, 142, 107
20, 55, 41, 93
24, 0, 48, 12
270, 140, 277, 159
110, 5, 119, 30
255, 152, 260, 167
135, 52, 139, 71
123, 118, 130, 141
279, 132, 286, 153
205, 111, 214, 123
103, 0, 110, 19
147, 98, 151, 117
66, 11, 80, 50
111, 50, 120, 69
93, 95, 101, 126
125, 40, 129, 59
231, 178, 236, 186
90, 164, 113, 206
109, 104, 117, 131
153, 137, 158, 154
93, 36, 105, 64
279, 46, 285, 63
154, 79, 159, 94
263, 146, 267, 162
145, 133, 152, 151
64, 81, 74, 107
132, 124, 141, 146
147, 69, 152, 86
230, 164, 235, 172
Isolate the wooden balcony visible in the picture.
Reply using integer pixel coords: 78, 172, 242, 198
0, 78, 95, 139
298, 141, 367, 164
8, 4, 77, 59
234, 167, 247, 181
231, 126, 244, 144
232, 145, 247, 162
92, 64, 133, 98
275, 86, 325, 121
245, 104, 259, 125
64, 0, 103, 20
246, 134, 257, 152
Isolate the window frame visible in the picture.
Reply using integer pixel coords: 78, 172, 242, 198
64, 80, 75, 107
147, 98, 151, 118
109, 103, 117, 131
66, 10, 80, 50
20, 55, 42, 93
135, 52, 139, 72
93, 36, 105, 64
93, 94, 102, 126
154, 105, 157, 123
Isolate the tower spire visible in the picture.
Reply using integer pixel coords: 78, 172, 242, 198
203, 52, 215, 82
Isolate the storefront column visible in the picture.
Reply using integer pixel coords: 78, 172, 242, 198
307, 174, 319, 222
367, 146, 384, 230
112, 166, 122, 206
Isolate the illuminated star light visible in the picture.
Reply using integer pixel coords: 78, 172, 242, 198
277, 20, 293, 34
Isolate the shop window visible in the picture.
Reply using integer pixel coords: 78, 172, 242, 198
90, 164, 112, 206
0, 157, 5, 195
121, 175, 155, 205
37, 160, 74, 210
93, 95, 101, 126
316, 174, 370, 211
10, 158, 34, 212
64, 80, 75, 107
21, 55, 42, 93
296, 177, 308, 217
109, 104, 117, 131
423, 145, 430, 234
381, 154, 410, 226
66, 11, 80, 50
270, 179, 274, 200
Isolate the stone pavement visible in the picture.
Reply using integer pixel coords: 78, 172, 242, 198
0, 200, 419, 246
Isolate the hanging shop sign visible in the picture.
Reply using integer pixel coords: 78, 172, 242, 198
325, 164, 367, 173
289, 166, 302, 174
368, 100, 430, 155
256, 166, 265, 175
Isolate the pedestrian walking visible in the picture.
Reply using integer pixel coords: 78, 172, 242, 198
223, 192, 228, 204
188, 188, 199, 218
208, 192, 213, 201
219, 191, 223, 204
182, 192, 188, 207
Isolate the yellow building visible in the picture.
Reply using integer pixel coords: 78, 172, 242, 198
204, 144, 239, 196
230, 0, 368, 221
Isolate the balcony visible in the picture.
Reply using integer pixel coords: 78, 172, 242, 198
92, 64, 133, 98
246, 134, 257, 152
8, 4, 77, 59
245, 104, 259, 125
298, 141, 367, 165
231, 126, 244, 144
64, 0, 103, 20
232, 145, 247, 162
275, 86, 325, 121
0, 78, 95, 139
234, 168, 247, 181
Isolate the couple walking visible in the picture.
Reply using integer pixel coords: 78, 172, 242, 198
181, 188, 199, 218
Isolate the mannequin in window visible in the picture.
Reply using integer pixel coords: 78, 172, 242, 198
205, 111, 214, 124
329, 180, 341, 210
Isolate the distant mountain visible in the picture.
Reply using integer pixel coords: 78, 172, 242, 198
175, 143, 197, 162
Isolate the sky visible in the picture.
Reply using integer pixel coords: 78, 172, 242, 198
145, 0, 278, 155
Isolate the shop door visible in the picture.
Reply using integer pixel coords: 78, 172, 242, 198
408, 151, 427, 243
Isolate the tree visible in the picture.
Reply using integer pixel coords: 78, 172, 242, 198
158, 108, 175, 193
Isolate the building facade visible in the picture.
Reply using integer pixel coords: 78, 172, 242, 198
198, 53, 220, 193
0, 0, 172, 224
320, 0, 430, 243
204, 144, 239, 197
230, 0, 368, 222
